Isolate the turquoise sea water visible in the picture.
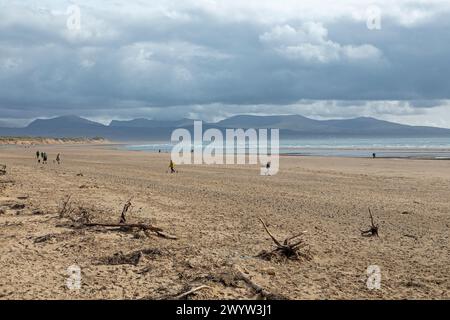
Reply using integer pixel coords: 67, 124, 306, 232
125, 137, 450, 158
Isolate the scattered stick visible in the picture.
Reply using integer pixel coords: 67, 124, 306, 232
119, 199, 132, 224
403, 234, 418, 240
33, 231, 79, 244
173, 285, 211, 300
58, 195, 74, 218
195, 267, 287, 300
154, 230, 178, 240
361, 208, 379, 237
84, 222, 163, 233
257, 217, 310, 261
34, 234, 56, 243
150, 284, 211, 300
234, 265, 287, 300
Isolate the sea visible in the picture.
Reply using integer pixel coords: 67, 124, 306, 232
124, 137, 450, 159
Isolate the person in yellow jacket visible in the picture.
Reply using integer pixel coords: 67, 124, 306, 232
169, 160, 176, 173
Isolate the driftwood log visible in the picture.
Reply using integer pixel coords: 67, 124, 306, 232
81, 199, 177, 240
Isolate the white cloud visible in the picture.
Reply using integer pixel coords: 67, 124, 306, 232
343, 45, 382, 60
260, 23, 381, 63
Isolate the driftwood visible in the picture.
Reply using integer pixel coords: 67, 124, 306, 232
257, 217, 311, 261
119, 199, 132, 223
150, 285, 211, 300
361, 208, 379, 237
34, 234, 57, 244
195, 267, 288, 300
234, 265, 287, 300
82, 223, 177, 239
58, 195, 74, 218
56, 197, 177, 240
172, 285, 211, 300
171, 285, 211, 300
81, 199, 177, 240
403, 234, 418, 240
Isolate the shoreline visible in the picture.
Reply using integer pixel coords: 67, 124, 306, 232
3, 142, 450, 160
118, 144, 450, 160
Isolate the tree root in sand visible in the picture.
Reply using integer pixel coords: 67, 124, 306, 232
97, 248, 162, 266
361, 208, 379, 237
257, 217, 311, 261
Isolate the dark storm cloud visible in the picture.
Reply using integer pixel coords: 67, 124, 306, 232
0, 0, 450, 125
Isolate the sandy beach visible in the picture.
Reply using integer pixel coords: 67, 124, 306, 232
0, 145, 449, 300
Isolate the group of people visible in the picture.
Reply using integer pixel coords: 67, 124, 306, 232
36, 150, 61, 165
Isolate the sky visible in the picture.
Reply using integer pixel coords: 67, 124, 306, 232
1, 0, 450, 127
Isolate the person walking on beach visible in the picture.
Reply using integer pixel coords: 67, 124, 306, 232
265, 161, 271, 176
36, 150, 41, 163
169, 160, 176, 173
43, 152, 48, 164
56, 153, 61, 165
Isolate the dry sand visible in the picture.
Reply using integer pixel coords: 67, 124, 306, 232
0, 145, 449, 300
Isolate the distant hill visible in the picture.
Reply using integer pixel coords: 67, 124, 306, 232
219, 115, 450, 136
0, 114, 449, 141
216, 114, 329, 131
109, 118, 197, 128
28, 115, 104, 129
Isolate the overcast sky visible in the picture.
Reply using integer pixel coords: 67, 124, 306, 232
1, 0, 450, 127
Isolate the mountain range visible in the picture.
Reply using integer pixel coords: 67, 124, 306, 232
0, 114, 449, 141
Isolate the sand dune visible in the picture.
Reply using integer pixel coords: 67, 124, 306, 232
0, 145, 449, 299
0, 137, 107, 146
